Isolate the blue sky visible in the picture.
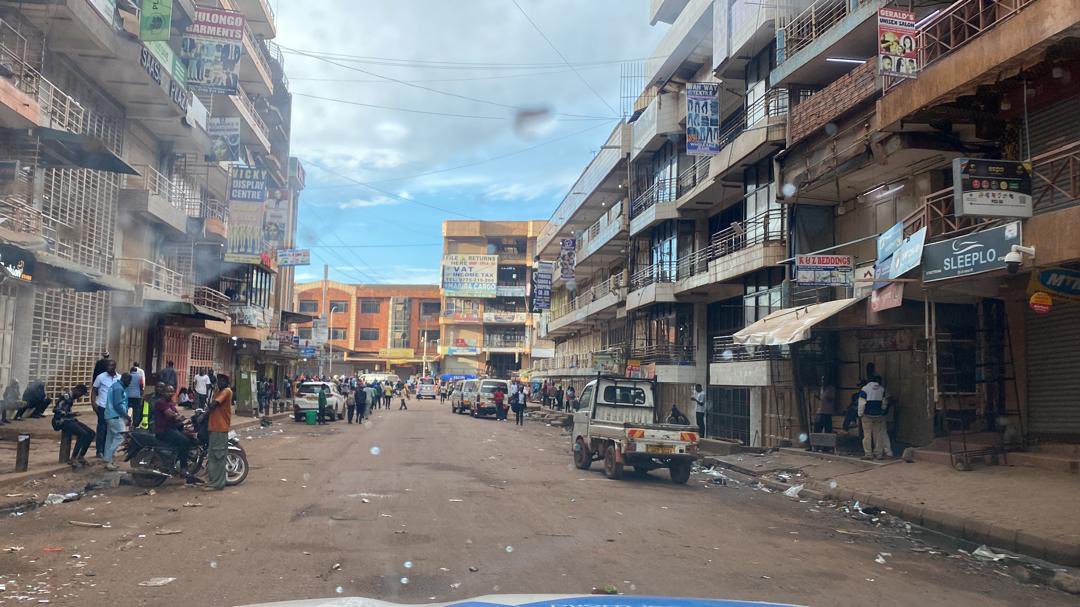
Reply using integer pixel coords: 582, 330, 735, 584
275, 0, 668, 284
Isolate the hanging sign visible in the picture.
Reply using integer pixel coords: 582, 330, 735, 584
0, 244, 34, 282
442, 254, 498, 298
878, 8, 918, 78
922, 221, 1022, 282
795, 255, 853, 287
263, 187, 290, 250
181, 7, 245, 95
276, 249, 311, 267
1028, 267, 1080, 302
140, 0, 173, 42
229, 167, 268, 202
559, 239, 577, 282
871, 282, 904, 312
531, 261, 553, 312
953, 158, 1033, 218
207, 117, 241, 162
686, 82, 720, 155
1029, 292, 1053, 315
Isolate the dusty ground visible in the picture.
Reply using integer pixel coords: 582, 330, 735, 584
1, 398, 1073, 606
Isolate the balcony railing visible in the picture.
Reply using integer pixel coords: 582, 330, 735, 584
902, 186, 990, 240
630, 342, 696, 365
125, 164, 189, 211
550, 274, 625, 320
779, 0, 873, 64
711, 335, 789, 363
261, 38, 289, 90
235, 86, 270, 142
1031, 140, 1080, 215
630, 258, 678, 291
190, 286, 230, 316
630, 178, 677, 219
245, 26, 274, 88
677, 155, 712, 196
484, 336, 527, 349
919, 0, 1034, 72
118, 258, 185, 298
532, 345, 625, 373
669, 207, 789, 283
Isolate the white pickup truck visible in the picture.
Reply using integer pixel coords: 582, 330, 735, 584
571, 376, 699, 484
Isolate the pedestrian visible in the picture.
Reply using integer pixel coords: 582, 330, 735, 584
102, 372, 131, 471
542, 380, 550, 408
383, 381, 392, 410
353, 384, 368, 422
815, 377, 838, 434
317, 384, 328, 424
493, 386, 506, 421
692, 384, 706, 437
158, 360, 178, 397
566, 385, 576, 411
523, 382, 531, 404
363, 382, 376, 420
0, 378, 19, 425
52, 384, 93, 468
193, 369, 211, 409
283, 375, 293, 399
257, 380, 267, 415
858, 374, 891, 460
152, 383, 198, 484
178, 387, 193, 409
204, 373, 233, 491
91, 359, 120, 458
554, 384, 564, 411
92, 351, 110, 386
14, 380, 49, 419
399, 387, 408, 410
127, 362, 145, 428
347, 383, 358, 423
512, 390, 525, 426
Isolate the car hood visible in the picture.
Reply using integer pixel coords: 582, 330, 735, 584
236, 594, 804, 607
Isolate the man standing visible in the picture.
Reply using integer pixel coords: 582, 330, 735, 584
102, 372, 131, 471
193, 369, 211, 410
554, 384, 564, 411
815, 377, 838, 434
858, 374, 891, 460
204, 374, 233, 491
493, 386, 506, 421
363, 382, 376, 420
92, 351, 110, 386
317, 384, 329, 424
127, 362, 145, 428
346, 383, 358, 423
692, 384, 706, 437
52, 384, 93, 467
159, 361, 178, 397
91, 360, 119, 459
0, 378, 18, 425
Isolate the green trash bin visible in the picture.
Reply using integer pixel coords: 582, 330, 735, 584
305, 410, 318, 425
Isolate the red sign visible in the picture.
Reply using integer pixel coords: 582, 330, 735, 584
871, 282, 904, 312
878, 8, 917, 78
1029, 291, 1053, 315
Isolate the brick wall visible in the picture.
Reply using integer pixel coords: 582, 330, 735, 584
788, 58, 880, 146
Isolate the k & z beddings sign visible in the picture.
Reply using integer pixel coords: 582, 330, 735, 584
795, 255, 853, 287
442, 254, 498, 298
686, 82, 720, 155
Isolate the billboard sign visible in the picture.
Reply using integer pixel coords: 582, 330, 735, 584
263, 187, 290, 250
795, 254, 853, 287
531, 261, 553, 312
140, 0, 173, 41
207, 117, 241, 162
878, 8, 917, 78
559, 239, 576, 282
686, 82, 720, 155
877, 221, 904, 261
182, 7, 244, 95
888, 226, 927, 278
229, 167, 268, 202
953, 158, 1033, 218
1029, 267, 1080, 302
276, 249, 311, 267
442, 254, 498, 298
923, 221, 1022, 282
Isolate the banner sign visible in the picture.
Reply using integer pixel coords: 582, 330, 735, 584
531, 261, 553, 312
87, 0, 116, 25
686, 82, 720, 155
878, 8, 917, 78
795, 254, 853, 287
229, 167, 268, 202
874, 226, 926, 289
263, 187, 290, 250
559, 239, 576, 282
953, 158, 1033, 218
1028, 267, 1080, 302
140, 0, 173, 41
224, 197, 264, 264
483, 312, 528, 324
276, 249, 311, 267
889, 226, 927, 278
496, 285, 526, 297
442, 254, 498, 298
923, 221, 1022, 282
446, 346, 480, 356
182, 7, 245, 95
259, 337, 280, 352
871, 282, 904, 312
299, 346, 317, 358
877, 221, 904, 261
207, 117, 241, 162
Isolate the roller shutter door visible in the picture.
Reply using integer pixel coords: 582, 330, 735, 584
1026, 300, 1080, 437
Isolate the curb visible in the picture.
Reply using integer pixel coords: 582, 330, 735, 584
701, 456, 1080, 567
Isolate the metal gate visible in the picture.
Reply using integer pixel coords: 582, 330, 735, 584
1026, 300, 1080, 438
189, 333, 227, 382
162, 327, 190, 392
0, 285, 16, 392
706, 387, 750, 444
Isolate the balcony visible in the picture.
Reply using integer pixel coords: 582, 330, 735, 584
190, 286, 230, 317
1032, 141, 1080, 215
902, 186, 992, 242
709, 335, 792, 387
627, 259, 678, 311
482, 310, 529, 324
547, 274, 627, 336
629, 178, 678, 236
531, 346, 625, 377
575, 206, 629, 269
645, 0, 713, 85
672, 207, 788, 294
773, 0, 879, 87
202, 84, 271, 152
716, 0, 812, 76
630, 92, 680, 162
483, 335, 527, 353
631, 342, 696, 366
789, 59, 879, 146
441, 299, 483, 324
120, 164, 191, 234
240, 25, 274, 96
650, 0, 690, 24
234, 0, 277, 38
118, 258, 185, 302
495, 283, 527, 298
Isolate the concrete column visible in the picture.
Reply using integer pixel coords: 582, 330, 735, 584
11, 285, 35, 385
693, 302, 708, 387
750, 387, 762, 447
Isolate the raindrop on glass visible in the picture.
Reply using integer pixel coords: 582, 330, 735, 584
209, 561, 218, 569
302, 472, 310, 481
336, 586, 344, 594
798, 432, 809, 443
824, 122, 838, 136
829, 480, 839, 489
721, 349, 734, 361
370, 446, 381, 456
504, 545, 514, 553
404, 561, 414, 569
781, 183, 797, 198
493, 585, 500, 592
400, 577, 410, 585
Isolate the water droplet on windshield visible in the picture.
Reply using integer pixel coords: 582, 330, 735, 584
829, 480, 839, 489
798, 432, 809, 443
824, 122, 838, 136
504, 545, 514, 553
400, 577, 410, 585
721, 349, 734, 361
404, 561, 414, 569
302, 472, 310, 480
335, 586, 344, 594
370, 446, 381, 456
209, 561, 218, 569
781, 183, 797, 198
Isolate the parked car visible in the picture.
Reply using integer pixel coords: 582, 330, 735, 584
416, 376, 437, 399
473, 378, 511, 417
453, 379, 478, 414
294, 381, 345, 421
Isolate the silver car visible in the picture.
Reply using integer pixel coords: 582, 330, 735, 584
453, 379, 478, 414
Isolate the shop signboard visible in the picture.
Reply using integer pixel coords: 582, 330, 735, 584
0, 244, 34, 282
442, 254, 498, 298
310, 319, 328, 345
259, 337, 280, 352
1029, 292, 1053, 315
888, 226, 927, 278
559, 239, 576, 282
531, 261, 553, 312
87, 0, 117, 25
207, 117, 241, 162
877, 221, 904, 261
483, 311, 528, 324
276, 249, 311, 267
1029, 267, 1080, 302
379, 348, 414, 359
922, 221, 1022, 282
496, 285, 527, 297
592, 351, 622, 374
870, 282, 904, 312
182, 7, 245, 95
229, 167, 268, 202
953, 158, 1033, 218
686, 82, 720, 155
625, 359, 642, 378
446, 346, 480, 356
299, 346, 317, 358
263, 187, 290, 250
140, 0, 173, 41
795, 254, 853, 287
878, 8, 917, 78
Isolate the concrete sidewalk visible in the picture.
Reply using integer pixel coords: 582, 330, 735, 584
699, 447, 1080, 567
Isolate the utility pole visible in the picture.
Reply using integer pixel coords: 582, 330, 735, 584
319, 263, 328, 376
328, 307, 335, 378
421, 329, 428, 376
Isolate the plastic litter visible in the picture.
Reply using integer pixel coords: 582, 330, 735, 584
874, 552, 891, 564
68, 521, 104, 528
137, 577, 176, 587
972, 545, 1011, 562
783, 484, 804, 498
468, 566, 479, 573
155, 529, 182, 536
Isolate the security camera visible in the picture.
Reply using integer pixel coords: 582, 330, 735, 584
1004, 244, 1035, 274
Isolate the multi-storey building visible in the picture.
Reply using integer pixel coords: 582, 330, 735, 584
440, 220, 543, 379
293, 281, 441, 378
0, 0, 301, 413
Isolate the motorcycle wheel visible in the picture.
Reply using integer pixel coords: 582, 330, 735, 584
225, 449, 249, 485
129, 447, 168, 487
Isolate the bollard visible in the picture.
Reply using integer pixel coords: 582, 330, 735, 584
15, 434, 30, 472
59, 431, 73, 464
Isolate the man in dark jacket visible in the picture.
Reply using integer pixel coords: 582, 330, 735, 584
14, 381, 49, 419
52, 384, 93, 467
159, 361, 178, 396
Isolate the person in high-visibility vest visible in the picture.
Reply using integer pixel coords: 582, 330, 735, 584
139, 398, 151, 431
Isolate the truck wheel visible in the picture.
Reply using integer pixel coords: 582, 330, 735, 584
573, 438, 591, 471
669, 462, 691, 484
603, 445, 624, 480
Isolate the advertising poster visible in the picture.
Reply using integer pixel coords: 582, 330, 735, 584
531, 261, 553, 312
878, 8, 918, 78
686, 82, 720, 155
140, 0, 173, 42
442, 254, 498, 298
182, 7, 245, 95
923, 221, 1022, 282
952, 158, 1033, 218
889, 226, 927, 278
224, 198, 265, 264
207, 117, 241, 162
795, 255, 853, 287
559, 239, 577, 282
263, 187, 290, 250
276, 249, 311, 267
229, 167, 268, 202
1029, 267, 1080, 302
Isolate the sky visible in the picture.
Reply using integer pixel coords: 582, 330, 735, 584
274, 0, 668, 285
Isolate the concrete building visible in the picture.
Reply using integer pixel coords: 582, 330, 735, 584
0, 0, 301, 413
440, 220, 544, 379
293, 281, 441, 378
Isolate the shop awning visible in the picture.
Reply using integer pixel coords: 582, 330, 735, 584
733, 296, 867, 346
280, 310, 317, 325
31, 127, 138, 175
34, 250, 135, 293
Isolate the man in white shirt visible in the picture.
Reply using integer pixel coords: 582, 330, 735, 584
193, 370, 211, 409
91, 359, 119, 458
692, 384, 706, 437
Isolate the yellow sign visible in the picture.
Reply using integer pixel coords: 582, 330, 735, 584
1029, 291, 1053, 315
379, 348, 415, 359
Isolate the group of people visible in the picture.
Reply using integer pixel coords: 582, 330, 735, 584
322, 376, 414, 425
811, 363, 893, 460
538, 381, 578, 412
492, 381, 529, 425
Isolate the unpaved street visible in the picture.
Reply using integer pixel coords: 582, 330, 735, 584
2, 399, 1072, 606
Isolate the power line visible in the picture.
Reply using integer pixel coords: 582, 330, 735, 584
509, 0, 620, 117
293, 93, 506, 121
288, 65, 612, 84
307, 243, 443, 248
281, 47, 662, 70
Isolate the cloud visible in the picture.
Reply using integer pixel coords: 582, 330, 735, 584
483, 182, 543, 202
294, 272, 320, 282
339, 196, 401, 209
376, 121, 409, 142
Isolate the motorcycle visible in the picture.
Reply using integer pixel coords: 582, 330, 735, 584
121, 408, 249, 488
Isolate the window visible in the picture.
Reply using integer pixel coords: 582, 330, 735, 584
359, 328, 379, 341
330, 328, 347, 340
298, 300, 318, 314
603, 385, 647, 405
420, 301, 441, 317
329, 300, 348, 313
359, 300, 380, 314
390, 297, 411, 348
578, 385, 595, 411
297, 327, 312, 339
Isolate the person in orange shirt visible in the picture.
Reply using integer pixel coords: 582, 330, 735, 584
204, 373, 233, 491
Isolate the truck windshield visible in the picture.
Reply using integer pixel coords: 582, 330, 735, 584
603, 385, 648, 405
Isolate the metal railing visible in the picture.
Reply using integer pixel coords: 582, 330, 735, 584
550, 274, 625, 320
1031, 140, 1080, 214
532, 346, 625, 373
125, 164, 188, 211
630, 342, 696, 365
711, 335, 789, 363
483, 336, 528, 349
118, 258, 185, 298
190, 285, 230, 315
677, 155, 712, 196
902, 186, 990, 240
245, 26, 274, 86
630, 258, 678, 291
919, 0, 1033, 72
668, 206, 788, 283
780, 0, 873, 64
261, 38, 289, 89
234, 85, 270, 142
630, 177, 677, 219
0, 18, 85, 134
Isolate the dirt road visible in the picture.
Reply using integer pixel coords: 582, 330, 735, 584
1, 398, 1071, 606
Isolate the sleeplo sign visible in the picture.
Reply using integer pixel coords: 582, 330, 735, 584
922, 221, 1022, 282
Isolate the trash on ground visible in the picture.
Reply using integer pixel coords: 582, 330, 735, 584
137, 577, 176, 587
5, 546, 25, 552
875, 553, 890, 564
181, 502, 203, 508
448, 498, 464, 502
42, 546, 64, 553
468, 566, 479, 572
155, 529, 182, 536
332, 563, 341, 571
68, 521, 104, 528
44, 494, 66, 505
450, 582, 461, 589
783, 484, 804, 498
972, 545, 1011, 562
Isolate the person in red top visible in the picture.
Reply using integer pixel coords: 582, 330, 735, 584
151, 383, 198, 485
204, 374, 233, 491
493, 388, 506, 422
